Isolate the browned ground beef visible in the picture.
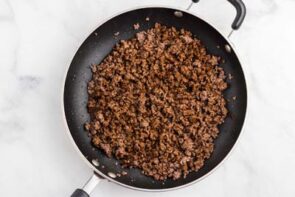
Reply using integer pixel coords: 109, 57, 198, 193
85, 23, 228, 180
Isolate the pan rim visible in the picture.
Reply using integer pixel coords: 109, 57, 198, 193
61, 5, 248, 192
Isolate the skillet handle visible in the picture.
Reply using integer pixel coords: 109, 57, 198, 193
71, 189, 89, 197
227, 0, 246, 30
191, 0, 246, 30
70, 173, 101, 197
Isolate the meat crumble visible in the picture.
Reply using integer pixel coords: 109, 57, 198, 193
85, 23, 228, 180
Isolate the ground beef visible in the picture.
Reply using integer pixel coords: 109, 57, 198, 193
85, 23, 228, 180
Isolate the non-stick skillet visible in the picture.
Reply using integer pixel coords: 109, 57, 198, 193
63, 0, 247, 196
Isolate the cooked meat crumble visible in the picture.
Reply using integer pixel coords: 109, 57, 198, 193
85, 23, 228, 180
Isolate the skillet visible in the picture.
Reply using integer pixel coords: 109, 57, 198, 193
63, 0, 247, 196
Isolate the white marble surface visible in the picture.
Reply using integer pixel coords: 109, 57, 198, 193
1, 0, 295, 196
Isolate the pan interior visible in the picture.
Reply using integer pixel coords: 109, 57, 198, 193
64, 7, 247, 190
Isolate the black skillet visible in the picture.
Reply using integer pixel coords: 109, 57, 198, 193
63, 0, 247, 196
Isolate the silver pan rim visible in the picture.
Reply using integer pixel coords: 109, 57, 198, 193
61, 4, 248, 192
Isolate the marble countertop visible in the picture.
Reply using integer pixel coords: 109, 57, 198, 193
1, 0, 295, 196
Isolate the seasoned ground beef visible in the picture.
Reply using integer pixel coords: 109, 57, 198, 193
85, 23, 228, 180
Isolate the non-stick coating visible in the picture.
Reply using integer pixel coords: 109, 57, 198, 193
64, 7, 247, 190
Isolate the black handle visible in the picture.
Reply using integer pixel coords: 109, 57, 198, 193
192, 0, 246, 30
71, 189, 89, 197
227, 0, 246, 30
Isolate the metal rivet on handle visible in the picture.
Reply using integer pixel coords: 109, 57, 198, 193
174, 11, 183, 17
92, 159, 100, 167
225, 44, 232, 53
107, 172, 117, 178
